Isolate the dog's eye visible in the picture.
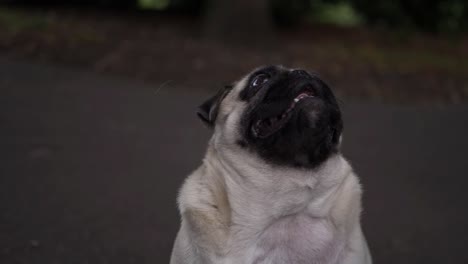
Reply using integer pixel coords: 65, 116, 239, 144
251, 74, 269, 87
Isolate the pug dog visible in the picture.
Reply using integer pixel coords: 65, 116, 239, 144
170, 66, 372, 264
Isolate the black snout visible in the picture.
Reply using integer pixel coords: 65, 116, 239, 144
239, 65, 343, 168
291, 69, 310, 78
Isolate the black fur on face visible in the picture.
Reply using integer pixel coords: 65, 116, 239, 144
238, 66, 343, 168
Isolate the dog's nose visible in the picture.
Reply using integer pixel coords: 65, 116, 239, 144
291, 69, 309, 77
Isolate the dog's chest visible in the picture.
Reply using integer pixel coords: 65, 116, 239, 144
245, 214, 342, 264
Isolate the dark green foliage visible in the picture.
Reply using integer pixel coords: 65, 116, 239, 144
268, 0, 468, 32
6, 0, 467, 32
270, 0, 311, 26
167, 0, 203, 14
271, 0, 468, 32
5, 0, 136, 8
351, 0, 468, 32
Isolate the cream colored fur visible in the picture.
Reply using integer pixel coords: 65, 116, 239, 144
170, 75, 372, 264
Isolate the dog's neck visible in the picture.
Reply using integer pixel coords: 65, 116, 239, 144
204, 142, 353, 237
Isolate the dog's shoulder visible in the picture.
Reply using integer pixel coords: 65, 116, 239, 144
177, 164, 231, 256
178, 164, 229, 213
330, 170, 362, 228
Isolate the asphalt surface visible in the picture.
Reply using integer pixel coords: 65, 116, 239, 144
1, 58, 467, 264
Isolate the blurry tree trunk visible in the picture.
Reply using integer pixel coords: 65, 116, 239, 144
204, 0, 274, 45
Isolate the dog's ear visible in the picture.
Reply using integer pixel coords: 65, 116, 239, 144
197, 87, 230, 127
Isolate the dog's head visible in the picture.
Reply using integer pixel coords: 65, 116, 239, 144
198, 65, 343, 168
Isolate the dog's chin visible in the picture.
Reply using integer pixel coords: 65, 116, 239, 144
246, 106, 339, 168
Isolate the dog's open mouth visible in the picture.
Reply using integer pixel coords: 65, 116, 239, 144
252, 90, 314, 138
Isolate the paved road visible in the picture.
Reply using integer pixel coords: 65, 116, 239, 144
1, 58, 467, 264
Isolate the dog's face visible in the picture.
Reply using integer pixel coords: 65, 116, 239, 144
198, 65, 343, 168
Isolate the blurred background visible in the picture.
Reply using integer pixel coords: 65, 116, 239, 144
0, 0, 467, 263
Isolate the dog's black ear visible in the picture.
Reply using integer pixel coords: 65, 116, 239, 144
197, 89, 227, 127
